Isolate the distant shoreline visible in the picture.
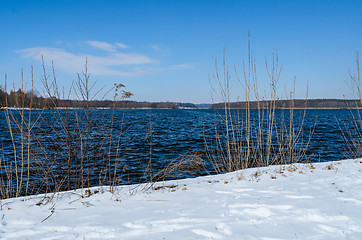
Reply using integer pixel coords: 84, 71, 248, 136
2, 99, 362, 110
1, 107, 362, 111
210, 99, 362, 109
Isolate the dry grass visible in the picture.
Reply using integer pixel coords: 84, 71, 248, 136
156, 153, 206, 179
0, 68, 41, 198
340, 51, 362, 159
0, 60, 132, 199
205, 32, 313, 174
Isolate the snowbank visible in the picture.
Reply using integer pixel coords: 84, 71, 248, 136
1, 159, 362, 239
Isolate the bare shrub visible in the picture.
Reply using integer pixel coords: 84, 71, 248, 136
0, 60, 132, 199
340, 52, 362, 159
205, 33, 312, 174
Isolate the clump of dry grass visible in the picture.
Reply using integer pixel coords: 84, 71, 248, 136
150, 153, 206, 182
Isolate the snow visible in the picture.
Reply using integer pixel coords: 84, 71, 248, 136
1, 159, 362, 239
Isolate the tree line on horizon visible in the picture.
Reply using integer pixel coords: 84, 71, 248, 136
0, 86, 48, 108
210, 99, 362, 109
0, 86, 194, 109
2, 86, 361, 110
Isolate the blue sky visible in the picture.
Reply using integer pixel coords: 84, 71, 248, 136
0, 0, 361, 103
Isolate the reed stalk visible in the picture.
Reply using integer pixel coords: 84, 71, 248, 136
0, 67, 43, 198
0, 60, 132, 199
340, 51, 362, 159
206, 34, 311, 174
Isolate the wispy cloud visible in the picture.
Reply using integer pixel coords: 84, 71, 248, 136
86, 41, 117, 52
148, 45, 160, 51
86, 41, 129, 52
169, 64, 194, 70
16, 42, 153, 76
115, 42, 128, 49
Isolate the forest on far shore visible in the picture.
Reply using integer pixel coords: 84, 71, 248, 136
0, 87, 198, 109
1, 87, 361, 110
210, 99, 362, 109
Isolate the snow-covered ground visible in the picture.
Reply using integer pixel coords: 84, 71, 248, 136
1, 159, 362, 240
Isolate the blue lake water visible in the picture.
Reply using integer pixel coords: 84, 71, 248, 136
0, 108, 359, 192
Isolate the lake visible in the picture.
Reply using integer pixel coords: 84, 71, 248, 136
0, 108, 359, 194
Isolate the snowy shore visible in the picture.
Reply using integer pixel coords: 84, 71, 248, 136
1, 159, 362, 239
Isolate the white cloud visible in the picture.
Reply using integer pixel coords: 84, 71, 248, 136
115, 42, 128, 49
86, 41, 117, 52
16, 46, 154, 76
170, 64, 194, 70
87, 41, 129, 52
149, 45, 160, 51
